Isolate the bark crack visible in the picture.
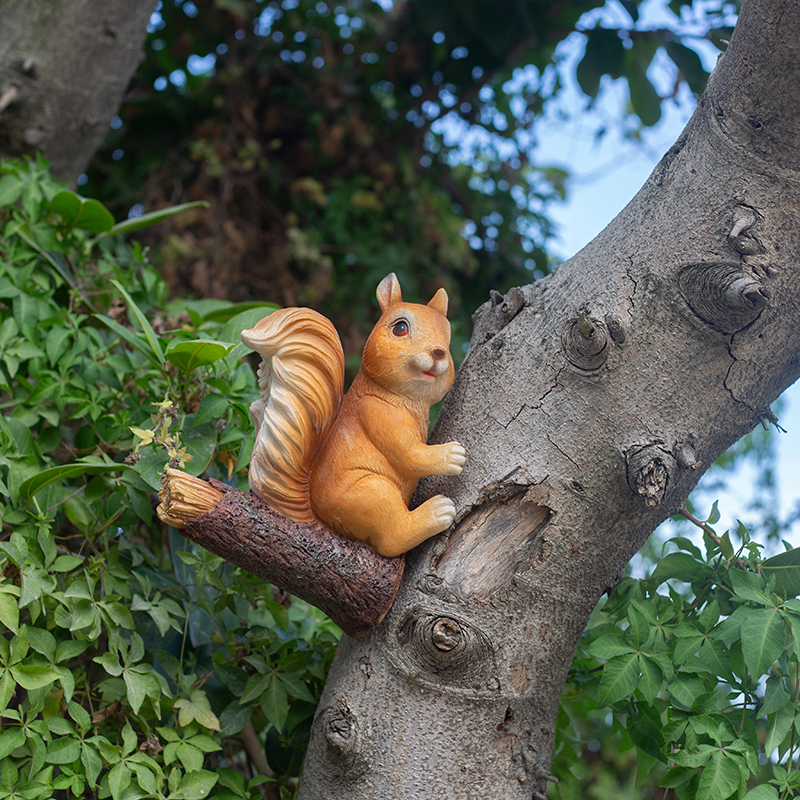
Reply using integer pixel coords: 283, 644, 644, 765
722, 339, 757, 413
545, 431, 580, 471
624, 256, 637, 320
536, 364, 565, 409
489, 365, 563, 430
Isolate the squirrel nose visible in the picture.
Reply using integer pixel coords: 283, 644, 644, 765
432, 347, 446, 360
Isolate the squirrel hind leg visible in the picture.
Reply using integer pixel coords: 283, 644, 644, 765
316, 478, 456, 558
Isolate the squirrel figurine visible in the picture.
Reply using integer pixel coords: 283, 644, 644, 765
240, 273, 466, 558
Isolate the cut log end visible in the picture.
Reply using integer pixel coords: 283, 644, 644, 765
157, 469, 224, 528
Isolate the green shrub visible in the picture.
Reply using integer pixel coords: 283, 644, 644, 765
0, 157, 338, 800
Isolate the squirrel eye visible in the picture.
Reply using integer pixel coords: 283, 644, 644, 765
392, 320, 409, 337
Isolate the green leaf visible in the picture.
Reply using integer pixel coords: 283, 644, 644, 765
19, 462, 132, 502
649, 552, 705, 587
626, 703, 664, 759
260, 675, 289, 731
9, 664, 60, 690
82, 743, 103, 787
760, 676, 790, 718
194, 393, 228, 427
576, 29, 625, 98
0, 175, 23, 207
697, 640, 734, 682
671, 745, 714, 769
627, 604, 650, 649
10, 625, 28, 664
123, 670, 149, 715
219, 702, 252, 737
241, 671, 270, 704
44, 736, 82, 764
0, 671, 13, 714
627, 61, 661, 126
741, 607, 784, 677
94, 652, 123, 677
203, 301, 280, 325
174, 688, 221, 732
108, 761, 132, 800
664, 40, 708, 95
96, 201, 210, 240
187, 734, 222, 753
26, 627, 55, 661
696, 750, 741, 800
643, 651, 674, 681
94, 313, 163, 368
68, 700, 92, 732
764, 703, 794, 756
597, 653, 640, 706
180, 419, 218, 477
51, 555, 84, 573
668, 674, 705, 711
104, 602, 135, 630
110, 280, 165, 369
742, 786, 779, 800
174, 742, 202, 772
729, 568, 772, 605
165, 339, 234, 373
762, 547, 800, 598
171, 769, 219, 800
277, 671, 317, 703
712, 604, 758, 642
660, 765, 698, 789
50, 190, 115, 233
0, 592, 19, 633
585, 634, 636, 660
637, 654, 663, 704
0, 726, 25, 760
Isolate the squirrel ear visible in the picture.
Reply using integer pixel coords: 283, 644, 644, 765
376, 273, 402, 312
427, 287, 448, 317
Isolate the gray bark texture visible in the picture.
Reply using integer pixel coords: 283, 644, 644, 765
299, 0, 800, 797
0, 0, 156, 182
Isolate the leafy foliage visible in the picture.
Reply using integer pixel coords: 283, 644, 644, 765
0, 158, 337, 799
555, 505, 800, 799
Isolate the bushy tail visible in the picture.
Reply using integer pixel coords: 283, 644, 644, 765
241, 308, 344, 521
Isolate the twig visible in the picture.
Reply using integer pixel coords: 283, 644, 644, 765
679, 506, 722, 543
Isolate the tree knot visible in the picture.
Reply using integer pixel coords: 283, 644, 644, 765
561, 310, 609, 372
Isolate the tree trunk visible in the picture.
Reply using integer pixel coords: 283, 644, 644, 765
0, 0, 156, 182
299, 0, 800, 796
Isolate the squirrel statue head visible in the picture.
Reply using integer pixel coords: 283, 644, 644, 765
359, 273, 455, 405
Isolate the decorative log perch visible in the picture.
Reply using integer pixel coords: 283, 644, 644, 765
157, 470, 405, 637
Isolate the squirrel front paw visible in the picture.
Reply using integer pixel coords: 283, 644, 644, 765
428, 495, 456, 531
439, 441, 466, 475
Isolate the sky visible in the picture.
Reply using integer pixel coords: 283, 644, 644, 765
531, 15, 800, 543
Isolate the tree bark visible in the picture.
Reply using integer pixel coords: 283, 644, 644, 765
299, 0, 800, 796
0, 0, 156, 182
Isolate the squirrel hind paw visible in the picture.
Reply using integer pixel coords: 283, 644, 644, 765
428, 495, 457, 529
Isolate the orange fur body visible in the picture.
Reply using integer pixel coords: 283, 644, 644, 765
242, 273, 465, 557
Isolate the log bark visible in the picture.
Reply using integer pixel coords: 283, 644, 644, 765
173, 479, 405, 638
298, 0, 800, 797
0, 0, 156, 181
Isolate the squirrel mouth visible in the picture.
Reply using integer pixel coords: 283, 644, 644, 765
422, 370, 438, 379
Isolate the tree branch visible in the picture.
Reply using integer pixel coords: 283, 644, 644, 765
158, 472, 404, 638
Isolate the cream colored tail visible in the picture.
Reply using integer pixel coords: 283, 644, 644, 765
241, 308, 344, 521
